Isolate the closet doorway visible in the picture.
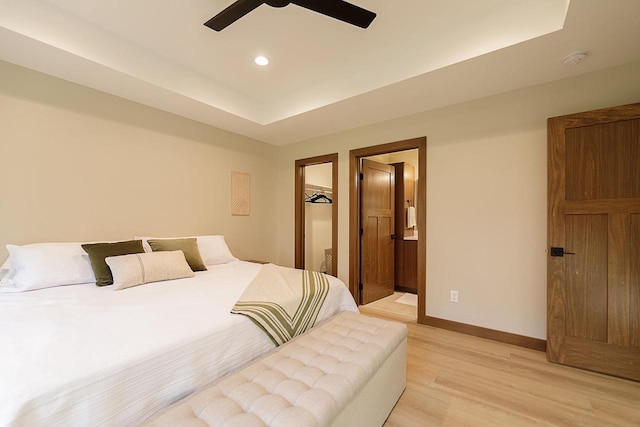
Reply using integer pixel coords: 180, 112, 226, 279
295, 154, 338, 276
350, 138, 426, 324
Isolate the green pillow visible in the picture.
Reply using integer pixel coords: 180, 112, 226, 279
147, 238, 207, 272
81, 240, 145, 286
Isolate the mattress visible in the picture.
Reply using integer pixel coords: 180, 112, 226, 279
0, 261, 358, 426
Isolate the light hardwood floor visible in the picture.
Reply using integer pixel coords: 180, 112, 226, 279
360, 293, 640, 426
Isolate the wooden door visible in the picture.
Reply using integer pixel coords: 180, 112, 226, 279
547, 103, 640, 381
361, 159, 395, 304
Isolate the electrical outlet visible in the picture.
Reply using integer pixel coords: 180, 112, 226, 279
450, 290, 459, 303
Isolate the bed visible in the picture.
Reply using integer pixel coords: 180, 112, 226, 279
0, 258, 358, 426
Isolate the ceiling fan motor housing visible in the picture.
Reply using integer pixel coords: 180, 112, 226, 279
266, 0, 290, 7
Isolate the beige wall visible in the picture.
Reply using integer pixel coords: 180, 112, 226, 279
275, 60, 640, 339
0, 61, 278, 262
304, 162, 333, 188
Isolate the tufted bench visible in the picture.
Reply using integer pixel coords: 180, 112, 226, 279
142, 311, 407, 427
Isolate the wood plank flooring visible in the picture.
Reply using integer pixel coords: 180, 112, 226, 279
360, 293, 640, 426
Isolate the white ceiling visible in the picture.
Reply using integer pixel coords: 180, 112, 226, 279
1, 0, 640, 145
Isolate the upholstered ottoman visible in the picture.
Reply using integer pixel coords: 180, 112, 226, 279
142, 311, 407, 427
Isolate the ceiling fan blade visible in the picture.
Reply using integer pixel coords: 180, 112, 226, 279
204, 0, 265, 31
291, 0, 376, 28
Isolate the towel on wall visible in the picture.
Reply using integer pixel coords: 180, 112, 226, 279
407, 206, 417, 228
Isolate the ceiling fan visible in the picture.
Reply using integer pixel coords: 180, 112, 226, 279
204, 0, 376, 31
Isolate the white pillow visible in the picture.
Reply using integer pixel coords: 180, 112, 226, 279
136, 235, 238, 265
2, 243, 95, 293
106, 251, 195, 291
0, 257, 12, 284
195, 235, 238, 265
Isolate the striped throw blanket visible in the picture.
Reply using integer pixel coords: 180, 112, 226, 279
231, 264, 330, 346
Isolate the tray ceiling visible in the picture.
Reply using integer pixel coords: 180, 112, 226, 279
1, 0, 639, 145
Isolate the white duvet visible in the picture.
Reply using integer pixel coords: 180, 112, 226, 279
0, 261, 357, 426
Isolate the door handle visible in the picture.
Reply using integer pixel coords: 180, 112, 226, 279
550, 247, 575, 257
391, 234, 397, 240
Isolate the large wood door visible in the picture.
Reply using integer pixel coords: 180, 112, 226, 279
361, 159, 395, 304
547, 103, 640, 381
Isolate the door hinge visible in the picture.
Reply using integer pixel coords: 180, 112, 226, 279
359, 172, 364, 180
360, 228, 363, 236
359, 283, 363, 291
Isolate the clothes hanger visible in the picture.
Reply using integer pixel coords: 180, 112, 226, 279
305, 192, 332, 204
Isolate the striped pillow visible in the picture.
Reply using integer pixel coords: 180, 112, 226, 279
105, 250, 194, 291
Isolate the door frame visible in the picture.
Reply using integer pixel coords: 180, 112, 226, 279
295, 153, 338, 275
349, 137, 427, 324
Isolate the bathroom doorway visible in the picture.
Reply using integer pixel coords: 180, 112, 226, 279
364, 150, 419, 295
349, 138, 426, 324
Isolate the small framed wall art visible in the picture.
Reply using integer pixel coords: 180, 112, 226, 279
231, 171, 250, 216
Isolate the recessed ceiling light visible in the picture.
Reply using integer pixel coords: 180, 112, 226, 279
255, 56, 269, 66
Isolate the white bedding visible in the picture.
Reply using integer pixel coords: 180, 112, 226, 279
0, 261, 358, 426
